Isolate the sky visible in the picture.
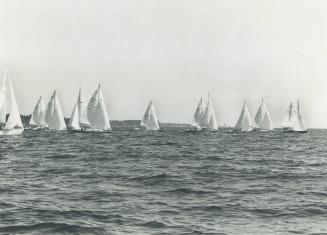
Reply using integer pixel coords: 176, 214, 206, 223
0, 0, 327, 128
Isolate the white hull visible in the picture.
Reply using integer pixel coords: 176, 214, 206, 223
233, 128, 254, 133
0, 128, 24, 136
69, 128, 111, 133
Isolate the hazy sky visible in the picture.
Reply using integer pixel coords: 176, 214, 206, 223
0, 0, 327, 127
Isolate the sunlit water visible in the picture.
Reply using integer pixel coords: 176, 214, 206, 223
1, 126, 327, 234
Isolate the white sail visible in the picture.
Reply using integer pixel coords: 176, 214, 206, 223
3, 75, 23, 130
141, 101, 160, 130
297, 100, 306, 131
68, 88, 90, 130
208, 109, 218, 131
30, 96, 47, 126
234, 101, 254, 132
45, 91, 66, 130
68, 102, 80, 130
200, 94, 212, 127
254, 99, 274, 130
0, 74, 7, 125
77, 88, 90, 127
87, 85, 111, 130
194, 97, 204, 125
290, 100, 307, 132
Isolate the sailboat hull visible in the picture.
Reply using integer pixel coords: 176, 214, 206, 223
26, 124, 48, 131
0, 128, 24, 136
69, 129, 111, 133
282, 127, 308, 133
283, 129, 308, 134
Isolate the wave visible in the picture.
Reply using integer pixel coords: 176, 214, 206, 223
0, 222, 105, 234
138, 220, 167, 228
164, 187, 213, 195
129, 173, 170, 181
45, 154, 79, 159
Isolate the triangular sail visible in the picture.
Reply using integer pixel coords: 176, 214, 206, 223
45, 91, 66, 130
68, 102, 80, 130
141, 101, 160, 130
200, 94, 212, 127
193, 97, 204, 125
255, 99, 274, 130
208, 109, 218, 131
297, 101, 306, 131
30, 96, 47, 126
78, 88, 90, 127
68, 88, 90, 130
291, 100, 307, 132
0, 69, 8, 125
234, 101, 254, 132
87, 85, 111, 130
3, 76, 23, 130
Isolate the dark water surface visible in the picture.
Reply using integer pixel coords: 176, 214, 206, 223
1, 127, 327, 234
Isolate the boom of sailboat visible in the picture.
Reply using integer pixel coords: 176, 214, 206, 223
0, 68, 309, 135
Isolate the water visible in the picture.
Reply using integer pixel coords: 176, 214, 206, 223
1, 126, 327, 235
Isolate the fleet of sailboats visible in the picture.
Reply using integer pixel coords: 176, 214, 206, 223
0, 67, 311, 136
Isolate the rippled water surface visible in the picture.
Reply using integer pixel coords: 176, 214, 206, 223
1, 126, 327, 234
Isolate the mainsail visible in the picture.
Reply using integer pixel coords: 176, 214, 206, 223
68, 88, 90, 130
68, 102, 80, 130
281, 100, 307, 132
141, 101, 160, 130
30, 96, 47, 127
254, 99, 274, 130
196, 95, 218, 131
45, 91, 67, 130
200, 100, 211, 127
207, 108, 218, 131
4, 78, 23, 130
87, 85, 111, 130
289, 100, 307, 132
0, 67, 24, 135
297, 100, 306, 131
234, 101, 254, 132
77, 88, 90, 127
0, 73, 7, 125
193, 97, 204, 125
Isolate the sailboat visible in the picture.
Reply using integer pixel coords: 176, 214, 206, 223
200, 95, 218, 132
282, 100, 307, 133
254, 98, 274, 131
45, 91, 67, 130
29, 96, 47, 129
234, 101, 255, 132
87, 84, 111, 132
0, 68, 24, 135
141, 101, 160, 130
189, 97, 205, 131
68, 88, 92, 132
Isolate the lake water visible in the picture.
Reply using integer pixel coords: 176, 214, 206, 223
1, 126, 327, 234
